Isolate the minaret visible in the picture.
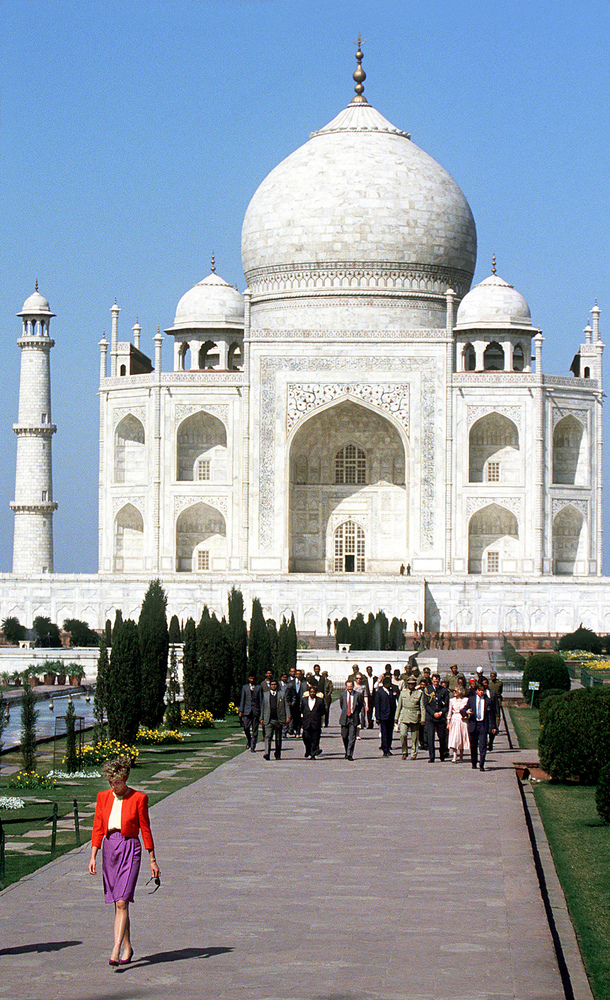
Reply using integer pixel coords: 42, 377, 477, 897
10, 284, 58, 573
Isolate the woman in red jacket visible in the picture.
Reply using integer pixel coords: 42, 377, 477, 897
89, 756, 160, 967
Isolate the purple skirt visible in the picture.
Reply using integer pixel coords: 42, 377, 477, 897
102, 831, 141, 904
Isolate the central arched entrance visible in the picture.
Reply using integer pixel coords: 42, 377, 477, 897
288, 398, 408, 573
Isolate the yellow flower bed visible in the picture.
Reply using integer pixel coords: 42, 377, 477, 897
181, 708, 215, 729
135, 726, 184, 745
72, 739, 140, 766
226, 702, 239, 716
9, 770, 56, 790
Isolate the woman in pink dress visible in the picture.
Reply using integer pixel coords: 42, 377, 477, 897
447, 687, 469, 762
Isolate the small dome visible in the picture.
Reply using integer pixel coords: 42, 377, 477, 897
169, 271, 244, 332
19, 288, 52, 314
455, 272, 532, 330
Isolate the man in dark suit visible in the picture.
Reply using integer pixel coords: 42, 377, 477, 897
259, 669, 275, 740
238, 673, 262, 752
301, 684, 325, 759
374, 675, 399, 755
308, 663, 333, 727
424, 672, 450, 762
261, 678, 288, 760
286, 668, 306, 737
461, 682, 497, 770
339, 679, 363, 760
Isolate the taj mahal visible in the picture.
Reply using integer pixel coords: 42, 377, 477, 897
4, 46, 609, 636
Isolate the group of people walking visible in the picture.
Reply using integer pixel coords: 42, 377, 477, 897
238, 661, 503, 771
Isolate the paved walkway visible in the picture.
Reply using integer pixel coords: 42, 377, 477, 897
0, 707, 590, 1000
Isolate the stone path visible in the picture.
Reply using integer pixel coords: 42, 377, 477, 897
0, 706, 591, 1000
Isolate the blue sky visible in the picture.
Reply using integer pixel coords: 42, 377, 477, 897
1, 0, 609, 572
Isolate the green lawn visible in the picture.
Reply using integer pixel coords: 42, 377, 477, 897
510, 705, 610, 1000
0, 720, 244, 888
509, 705, 540, 749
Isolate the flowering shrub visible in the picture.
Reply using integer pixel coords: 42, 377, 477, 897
9, 770, 56, 790
135, 727, 184, 745
226, 702, 239, 716
71, 739, 139, 766
181, 709, 215, 729
560, 650, 599, 661
0, 795, 25, 809
48, 770, 100, 779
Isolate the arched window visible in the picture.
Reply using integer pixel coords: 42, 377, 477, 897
513, 344, 525, 371
469, 413, 519, 483
464, 343, 476, 371
175, 502, 226, 572
228, 341, 242, 370
198, 340, 219, 369
553, 415, 585, 485
468, 504, 519, 574
334, 521, 365, 572
553, 505, 584, 575
178, 342, 190, 371
176, 411, 227, 481
335, 445, 366, 485
483, 342, 505, 371
114, 504, 144, 572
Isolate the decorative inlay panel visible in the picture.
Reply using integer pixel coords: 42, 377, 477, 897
113, 407, 146, 427
253, 325, 449, 339
467, 405, 522, 429
173, 495, 229, 517
466, 496, 522, 518
287, 383, 409, 434
112, 496, 144, 516
552, 498, 588, 518
552, 407, 587, 428
175, 403, 229, 424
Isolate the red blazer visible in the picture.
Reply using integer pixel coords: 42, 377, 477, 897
91, 788, 154, 850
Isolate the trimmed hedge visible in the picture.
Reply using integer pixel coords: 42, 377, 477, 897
521, 652, 570, 707
557, 627, 603, 655
539, 689, 567, 727
538, 687, 610, 784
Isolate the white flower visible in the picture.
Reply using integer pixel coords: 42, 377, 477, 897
0, 795, 25, 810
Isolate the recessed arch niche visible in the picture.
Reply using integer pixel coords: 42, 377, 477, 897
176, 411, 227, 482
553, 415, 586, 485
469, 413, 520, 484
552, 505, 585, 575
175, 501, 226, 572
468, 503, 519, 574
114, 414, 145, 484
288, 398, 407, 573
114, 503, 144, 572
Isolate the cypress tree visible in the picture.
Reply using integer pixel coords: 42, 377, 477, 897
165, 644, 182, 729
287, 613, 297, 672
200, 614, 232, 718
194, 607, 212, 710
20, 679, 38, 773
182, 618, 197, 710
138, 579, 169, 728
65, 701, 78, 773
105, 619, 112, 646
365, 612, 377, 650
335, 617, 350, 647
228, 587, 248, 700
93, 633, 109, 743
276, 616, 289, 672
266, 618, 278, 672
248, 598, 272, 680
376, 611, 389, 651
112, 609, 123, 644
350, 613, 367, 650
168, 614, 182, 644
388, 617, 402, 650
107, 619, 142, 743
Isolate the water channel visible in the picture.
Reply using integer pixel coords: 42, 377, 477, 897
1, 691, 97, 751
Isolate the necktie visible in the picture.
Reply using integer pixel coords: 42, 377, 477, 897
347, 694, 352, 716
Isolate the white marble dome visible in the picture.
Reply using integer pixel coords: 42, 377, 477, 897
19, 288, 52, 314
455, 272, 532, 330
171, 270, 244, 331
242, 100, 477, 295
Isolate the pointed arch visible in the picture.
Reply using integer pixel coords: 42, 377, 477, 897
483, 342, 505, 370
553, 504, 585, 575
553, 415, 586, 485
468, 503, 519, 574
175, 501, 226, 572
469, 413, 520, 484
114, 503, 144, 572
176, 410, 227, 481
114, 414, 145, 483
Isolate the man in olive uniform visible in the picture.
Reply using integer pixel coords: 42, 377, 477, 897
395, 676, 425, 759
443, 663, 460, 692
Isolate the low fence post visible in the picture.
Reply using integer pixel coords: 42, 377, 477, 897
50, 802, 58, 860
73, 798, 80, 847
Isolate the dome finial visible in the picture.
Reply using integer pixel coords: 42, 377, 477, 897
211, 252, 216, 274
491, 253, 497, 275
350, 33, 368, 105
35, 279, 38, 292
